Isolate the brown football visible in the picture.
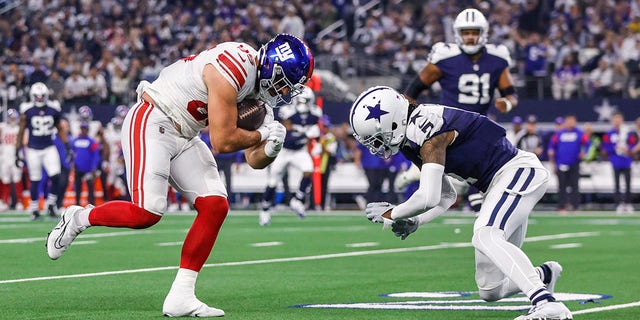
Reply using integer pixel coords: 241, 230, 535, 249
236, 98, 267, 131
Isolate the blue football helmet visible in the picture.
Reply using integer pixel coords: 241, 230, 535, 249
78, 105, 93, 121
115, 104, 129, 119
6, 108, 19, 123
257, 34, 314, 107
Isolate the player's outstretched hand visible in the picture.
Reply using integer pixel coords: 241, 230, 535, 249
365, 202, 394, 224
392, 218, 419, 240
263, 121, 286, 158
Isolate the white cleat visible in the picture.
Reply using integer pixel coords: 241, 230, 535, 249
514, 301, 572, 320
289, 198, 306, 218
259, 210, 271, 226
163, 292, 225, 317
46, 205, 90, 260
540, 261, 563, 294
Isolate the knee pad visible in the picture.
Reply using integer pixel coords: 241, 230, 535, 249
194, 195, 229, 220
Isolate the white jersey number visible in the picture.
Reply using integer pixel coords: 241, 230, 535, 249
458, 73, 490, 105
30, 116, 55, 136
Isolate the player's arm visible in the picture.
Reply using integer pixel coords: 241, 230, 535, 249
403, 63, 442, 103
381, 131, 456, 220
204, 64, 265, 154
494, 68, 518, 113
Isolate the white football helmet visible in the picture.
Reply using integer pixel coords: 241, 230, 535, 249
349, 86, 408, 159
294, 86, 315, 114
29, 82, 49, 107
453, 8, 489, 55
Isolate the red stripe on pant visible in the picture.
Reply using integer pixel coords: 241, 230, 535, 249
129, 101, 152, 208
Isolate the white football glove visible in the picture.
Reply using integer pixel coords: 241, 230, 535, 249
264, 121, 286, 158
256, 106, 276, 141
391, 218, 419, 240
365, 202, 395, 225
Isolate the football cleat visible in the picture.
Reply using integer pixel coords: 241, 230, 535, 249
514, 301, 572, 320
31, 210, 42, 221
46, 205, 91, 260
259, 210, 271, 226
289, 198, 306, 218
163, 292, 225, 317
540, 261, 563, 294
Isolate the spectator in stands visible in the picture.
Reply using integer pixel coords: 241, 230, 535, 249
32, 37, 55, 68
63, 69, 89, 105
278, 7, 305, 40
551, 54, 582, 100
85, 66, 108, 103
602, 112, 635, 214
548, 114, 587, 214
46, 70, 66, 103
28, 59, 49, 85
609, 61, 629, 97
587, 58, 614, 97
517, 115, 544, 159
518, 32, 549, 98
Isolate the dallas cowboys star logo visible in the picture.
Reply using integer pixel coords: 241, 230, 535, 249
593, 98, 618, 121
365, 101, 389, 121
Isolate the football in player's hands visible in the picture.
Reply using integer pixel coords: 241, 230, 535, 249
237, 99, 267, 131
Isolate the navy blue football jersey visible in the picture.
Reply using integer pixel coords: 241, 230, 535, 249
401, 103, 517, 192
19, 101, 61, 150
428, 42, 511, 115
279, 103, 321, 151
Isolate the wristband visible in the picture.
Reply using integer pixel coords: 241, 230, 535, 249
257, 125, 269, 142
264, 140, 281, 158
504, 99, 513, 112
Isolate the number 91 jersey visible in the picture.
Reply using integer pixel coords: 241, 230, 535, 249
19, 100, 61, 150
428, 42, 511, 115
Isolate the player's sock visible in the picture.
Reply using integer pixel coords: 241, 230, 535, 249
261, 186, 276, 211
293, 176, 312, 201
180, 196, 229, 271
536, 264, 552, 284
88, 200, 161, 228
528, 287, 555, 306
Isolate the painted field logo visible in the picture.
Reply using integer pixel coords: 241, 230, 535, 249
293, 291, 611, 311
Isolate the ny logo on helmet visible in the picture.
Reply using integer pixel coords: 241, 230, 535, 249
275, 43, 295, 61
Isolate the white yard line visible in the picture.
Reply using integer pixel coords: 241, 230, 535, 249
0, 229, 180, 244
0, 231, 597, 285
572, 301, 640, 315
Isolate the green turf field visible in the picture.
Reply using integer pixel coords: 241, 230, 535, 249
1, 210, 639, 319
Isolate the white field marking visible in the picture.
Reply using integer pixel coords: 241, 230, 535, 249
250, 241, 283, 247
298, 303, 530, 311
73, 240, 97, 245
0, 229, 180, 244
524, 231, 599, 242
157, 241, 183, 246
550, 243, 582, 249
572, 301, 640, 315
0, 231, 599, 285
0, 224, 34, 229
441, 218, 475, 225
382, 293, 604, 303
345, 242, 379, 248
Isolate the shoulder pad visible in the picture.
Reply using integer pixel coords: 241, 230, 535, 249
48, 100, 61, 111
485, 44, 512, 66
19, 102, 33, 113
428, 42, 462, 64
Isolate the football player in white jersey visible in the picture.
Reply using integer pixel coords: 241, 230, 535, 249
259, 86, 322, 225
351, 86, 572, 320
0, 108, 21, 210
404, 8, 519, 213
46, 34, 313, 317
102, 106, 129, 200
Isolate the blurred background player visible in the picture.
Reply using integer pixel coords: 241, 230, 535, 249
0, 108, 22, 210
403, 8, 519, 213
17, 82, 71, 220
602, 111, 636, 214
259, 86, 322, 225
102, 105, 129, 201
71, 122, 101, 206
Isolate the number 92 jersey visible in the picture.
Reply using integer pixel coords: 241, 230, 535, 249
401, 104, 518, 192
19, 100, 61, 150
428, 42, 511, 115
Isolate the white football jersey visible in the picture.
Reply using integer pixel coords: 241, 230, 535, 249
144, 42, 260, 138
0, 122, 19, 159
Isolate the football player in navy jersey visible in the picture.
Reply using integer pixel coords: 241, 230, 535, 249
404, 8, 519, 213
350, 86, 572, 320
259, 86, 322, 225
16, 82, 71, 220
